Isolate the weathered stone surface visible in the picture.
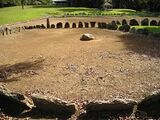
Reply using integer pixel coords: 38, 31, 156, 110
86, 99, 137, 112
31, 94, 77, 115
138, 90, 160, 116
138, 89, 160, 107
98, 22, 102, 28
0, 86, 34, 114
150, 20, 158, 26
80, 33, 95, 41
35, 25, 41, 29
78, 22, 83, 28
129, 19, 139, 26
56, 22, 63, 28
46, 18, 50, 28
84, 22, 89, 28
90, 22, 96, 28
141, 18, 149, 26
41, 24, 46, 29
51, 24, 55, 28
72, 23, 76, 28
64, 22, 70, 28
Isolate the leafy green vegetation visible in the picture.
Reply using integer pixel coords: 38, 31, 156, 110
0, 6, 156, 25
133, 26, 160, 34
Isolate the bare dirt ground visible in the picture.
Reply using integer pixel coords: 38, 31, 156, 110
0, 26, 160, 105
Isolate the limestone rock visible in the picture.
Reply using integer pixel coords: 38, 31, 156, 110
31, 94, 77, 115
0, 86, 34, 114
86, 98, 137, 112
80, 33, 95, 41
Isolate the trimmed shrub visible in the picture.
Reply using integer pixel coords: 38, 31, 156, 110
98, 22, 102, 28
129, 19, 139, 26
122, 19, 128, 25
130, 27, 136, 33
64, 22, 70, 28
150, 20, 158, 26
119, 24, 130, 32
101, 22, 107, 29
141, 18, 149, 26
106, 22, 118, 30
116, 21, 121, 25
158, 21, 160, 26
136, 28, 149, 35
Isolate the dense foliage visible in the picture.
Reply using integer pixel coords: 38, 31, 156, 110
68, 0, 104, 8
0, 0, 160, 12
112, 0, 160, 12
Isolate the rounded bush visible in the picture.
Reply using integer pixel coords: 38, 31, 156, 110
136, 28, 149, 35
150, 20, 158, 26
130, 27, 136, 33
129, 19, 139, 26
106, 22, 118, 30
116, 21, 121, 25
119, 24, 130, 32
141, 18, 149, 26
122, 19, 128, 25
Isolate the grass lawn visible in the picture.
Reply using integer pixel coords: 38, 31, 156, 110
0, 6, 156, 25
133, 26, 160, 34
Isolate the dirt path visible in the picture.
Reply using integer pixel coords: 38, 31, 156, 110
0, 28, 160, 103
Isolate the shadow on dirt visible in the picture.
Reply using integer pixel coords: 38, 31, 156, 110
77, 110, 133, 120
117, 33, 160, 58
0, 58, 45, 82
16, 108, 72, 120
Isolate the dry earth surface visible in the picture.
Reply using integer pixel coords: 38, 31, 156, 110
0, 25, 160, 105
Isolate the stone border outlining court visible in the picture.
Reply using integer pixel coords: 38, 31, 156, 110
0, 85, 160, 119
0, 18, 160, 37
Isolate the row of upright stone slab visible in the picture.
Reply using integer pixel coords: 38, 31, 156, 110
0, 27, 23, 36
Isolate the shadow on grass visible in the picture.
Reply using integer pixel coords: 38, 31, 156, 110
117, 33, 160, 58
0, 58, 44, 82
32, 5, 60, 8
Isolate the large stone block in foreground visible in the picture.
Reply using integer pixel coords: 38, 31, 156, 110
86, 98, 137, 112
0, 86, 34, 115
31, 94, 77, 115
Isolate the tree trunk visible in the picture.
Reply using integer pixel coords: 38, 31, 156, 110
21, 0, 24, 9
